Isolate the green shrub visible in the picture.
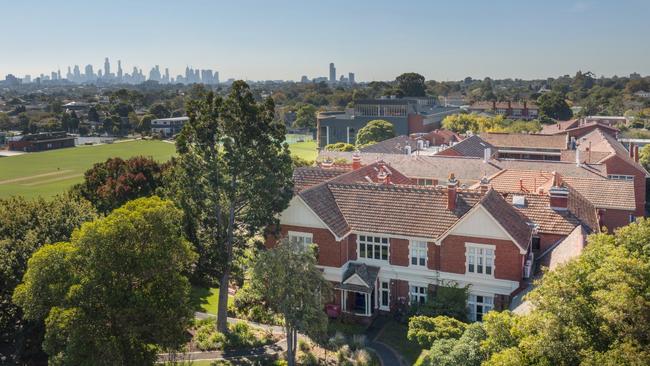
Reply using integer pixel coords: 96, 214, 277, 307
353, 349, 372, 366
298, 339, 311, 352
407, 315, 468, 348
298, 351, 319, 366
192, 319, 270, 351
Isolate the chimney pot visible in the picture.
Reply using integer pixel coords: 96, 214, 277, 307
352, 154, 362, 170
549, 171, 569, 210
629, 143, 635, 158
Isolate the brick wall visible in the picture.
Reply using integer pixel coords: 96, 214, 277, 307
538, 233, 566, 253
267, 224, 347, 267
440, 234, 524, 282
602, 208, 633, 233
389, 238, 409, 266
436, 148, 463, 157
391, 279, 409, 310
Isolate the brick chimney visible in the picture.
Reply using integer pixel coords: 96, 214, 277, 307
548, 171, 569, 211
352, 154, 362, 170
447, 173, 459, 210
634, 145, 639, 162
492, 100, 496, 110
377, 169, 387, 184
321, 159, 334, 169
629, 142, 635, 159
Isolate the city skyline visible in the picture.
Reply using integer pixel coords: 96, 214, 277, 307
1, 1, 650, 81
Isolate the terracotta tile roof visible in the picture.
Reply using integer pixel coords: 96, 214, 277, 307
470, 101, 538, 110
560, 150, 611, 164
480, 169, 553, 193
480, 190, 533, 250
539, 119, 580, 134
358, 135, 417, 154
330, 162, 413, 185
326, 183, 481, 238
577, 128, 649, 175
421, 129, 462, 145
441, 135, 494, 158
317, 151, 609, 182
299, 183, 349, 237
481, 132, 568, 150
500, 192, 585, 235
293, 167, 349, 192
563, 176, 636, 211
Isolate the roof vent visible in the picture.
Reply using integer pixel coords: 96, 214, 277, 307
512, 195, 526, 208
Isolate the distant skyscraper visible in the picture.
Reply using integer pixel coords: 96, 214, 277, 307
104, 57, 111, 78
348, 72, 355, 84
84, 64, 94, 80
57, 69, 61, 80
24, 75, 31, 83
117, 60, 123, 80
73, 65, 81, 80
329, 63, 336, 82
214, 71, 219, 84
300, 75, 309, 83
66, 66, 73, 80
164, 68, 170, 83
98, 69, 103, 78
51, 71, 58, 81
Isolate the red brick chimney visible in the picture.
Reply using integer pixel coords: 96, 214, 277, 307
548, 171, 569, 211
352, 154, 362, 170
447, 173, 458, 210
629, 143, 635, 159
492, 100, 496, 110
321, 159, 334, 169
634, 145, 639, 162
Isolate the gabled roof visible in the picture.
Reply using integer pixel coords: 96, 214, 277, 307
440, 135, 494, 158
293, 167, 350, 192
477, 190, 533, 250
500, 192, 586, 235
481, 132, 568, 150
577, 128, 649, 175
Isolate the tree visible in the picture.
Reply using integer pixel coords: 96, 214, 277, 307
87, 106, 100, 122
0, 194, 96, 364
173, 80, 293, 333
355, 119, 396, 146
396, 72, 426, 97
13, 197, 196, 365
249, 239, 330, 366
292, 104, 317, 129
537, 92, 573, 120
324, 142, 356, 152
480, 219, 650, 365
139, 113, 156, 134
149, 103, 171, 119
420, 323, 487, 366
639, 144, 650, 172
408, 316, 467, 348
74, 156, 168, 213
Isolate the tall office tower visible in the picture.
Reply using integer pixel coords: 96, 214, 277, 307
329, 62, 336, 82
24, 75, 31, 83
84, 64, 94, 81
194, 69, 200, 83
164, 68, 170, 83
185, 66, 192, 84
73, 65, 81, 81
117, 60, 123, 80
104, 57, 110, 78
98, 69, 103, 78
214, 71, 219, 84
57, 69, 61, 80
66, 66, 73, 80
300, 75, 309, 83
51, 71, 58, 81
348, 72, 355, 84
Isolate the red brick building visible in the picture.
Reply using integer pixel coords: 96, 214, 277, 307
268, 162, 597, 321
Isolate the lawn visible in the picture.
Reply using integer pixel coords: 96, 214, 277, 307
0, 138, 317, 199
376, 320, 426, 365
0, 140, 175, 199
189, 286, 222, 315
289, 140, 318, 161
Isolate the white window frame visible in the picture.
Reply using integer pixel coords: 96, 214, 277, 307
379, 280, 390, 311
288, 231, 313, 250
468, 293, 494, 322
357, 235, 389, 262
409, 240, 428, 267
465, 243, 496, 277
409, 284, 428, 305
608, 174, 634, 181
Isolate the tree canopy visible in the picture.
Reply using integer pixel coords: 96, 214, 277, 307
249, 238, 331, 366
355, 119, 396, 146
292, 103, 317, 129
396, 72, 427, 97
537, 91, 573, 120
324, 142, 356, 152
75, 156, 169, 213
13, 197, 196, 366
173, 80, 294, 332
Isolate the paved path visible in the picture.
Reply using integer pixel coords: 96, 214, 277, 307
366, 316, 406, 366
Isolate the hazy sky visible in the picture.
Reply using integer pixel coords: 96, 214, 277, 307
1, 0, 649, 81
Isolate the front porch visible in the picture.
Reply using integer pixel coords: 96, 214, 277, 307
333, 263, 389, 318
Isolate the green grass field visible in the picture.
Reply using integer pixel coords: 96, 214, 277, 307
0, 139, 318, 199
0, 140, 176, 199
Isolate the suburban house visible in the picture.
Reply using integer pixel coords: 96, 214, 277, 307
8, 132, 75, 152
316, 98, 460, 148
357, 130, 463, 155
540, 117, 621, 137
267, 158, 601, 321
479, 132, 569, 161
468, 101, 539, 120
151, 116, 189, 137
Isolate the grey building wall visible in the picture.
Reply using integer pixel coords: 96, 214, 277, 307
318, 116, 408, 148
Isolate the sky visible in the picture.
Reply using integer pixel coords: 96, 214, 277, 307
1, 0, 649, 82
